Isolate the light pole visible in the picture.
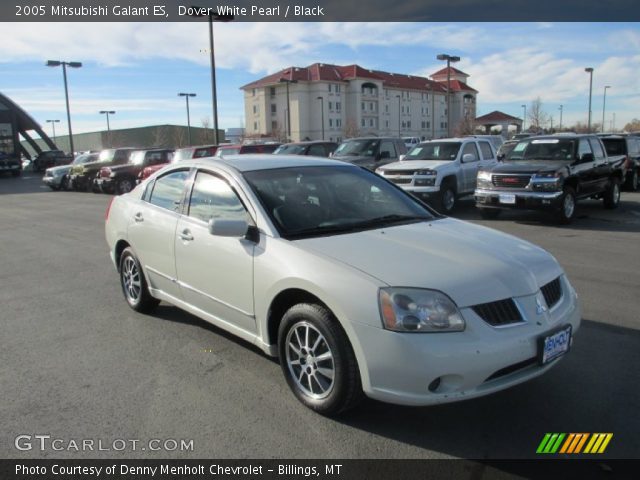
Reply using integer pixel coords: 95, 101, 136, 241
46, 119, 60, 143
317, 96, 324, 140
585, 67, 594, 131
279, 78, 297, 140
436, 54, 460, 137
99, 110, 115, 147
46, 60, 82, 155
178, 93, 196, 146
601, 85, 610, 133
191, 8, 234, 145
558, 105, 563, 131
396, 95, 401, 137
521, 104, 527, 132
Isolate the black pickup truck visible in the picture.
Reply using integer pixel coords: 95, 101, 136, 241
69, 148, 137, 191
474, 134, 626, 223
94, 148, 174, 194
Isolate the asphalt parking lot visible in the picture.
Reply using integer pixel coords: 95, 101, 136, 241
1, 173, 639, 461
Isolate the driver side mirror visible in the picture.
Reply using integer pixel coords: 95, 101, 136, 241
398, 154, 406, 161
462, 153, 477, 163
579, 153, 594, 163
497, 153, 505, 161
208, 218, 249, 238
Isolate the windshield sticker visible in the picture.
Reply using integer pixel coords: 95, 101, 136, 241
532, 139, 560, 144
409, 148, 423, 155
513, 143, 527, 152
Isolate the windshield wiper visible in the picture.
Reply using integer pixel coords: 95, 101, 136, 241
286, 215, 430, 239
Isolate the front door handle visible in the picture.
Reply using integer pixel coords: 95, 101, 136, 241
134, 212, 144, 223
179, 229, 194, 241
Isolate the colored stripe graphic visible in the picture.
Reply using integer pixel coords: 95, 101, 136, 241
538, 433, 613, 454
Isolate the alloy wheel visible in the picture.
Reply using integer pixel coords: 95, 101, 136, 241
121, 256, 141, 304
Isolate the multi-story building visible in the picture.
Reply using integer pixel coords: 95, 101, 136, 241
241, 63, 477, 142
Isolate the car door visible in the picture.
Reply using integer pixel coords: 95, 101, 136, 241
174, 169, 257, 334
575, 138, 598, 195
589, 137, 611, 192
460, 142, 481, 193
127, 169, 190, 299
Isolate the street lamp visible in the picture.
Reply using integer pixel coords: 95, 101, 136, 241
317, 96, 325, 140
46, 60, 82, 155
191, 7, 234, 145
558, 105, 563, 131
585, 67, 594, 131
178, 93, 197, 146
99, 110, 115, 147
602, 85, 611, 133
436, 54, 460, 137
46, 119, 60, 143
279, 77, 298, 140
521, 104, 527, 132
396, 95, 401, 137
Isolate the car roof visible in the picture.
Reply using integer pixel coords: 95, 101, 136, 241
345, 137, 400, 141
281, 141, 335, 146
182, 155, 351, 172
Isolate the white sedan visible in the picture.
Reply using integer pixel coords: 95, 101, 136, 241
105, 155, 580, 414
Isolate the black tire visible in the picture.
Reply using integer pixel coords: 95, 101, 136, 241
437, 181, 457, 215
117, 177, 135, 195
556, 186, 577, 224
60, 175, 69, 191
278, 303, 363, 415
119, 247, 159, 313
603, 179, 621, 209
479, 208, 501, 220
624, 169, 638, 192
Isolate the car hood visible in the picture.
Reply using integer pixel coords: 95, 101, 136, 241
46, 165, 72, 175
295, 218, 562, 308
380, 160, 453, 171
490, 160, 571, 174
70, 160, 105, 173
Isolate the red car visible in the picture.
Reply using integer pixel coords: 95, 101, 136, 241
138, 144, 219, 182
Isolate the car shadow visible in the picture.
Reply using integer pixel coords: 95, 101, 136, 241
0, 172, 52, 195
331, 319, 639, 461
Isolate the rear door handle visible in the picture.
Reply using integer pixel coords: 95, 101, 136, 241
134, 212, 144, 222
179, 229, 194, 241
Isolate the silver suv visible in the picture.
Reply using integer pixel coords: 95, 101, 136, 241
376, 137, 498, 214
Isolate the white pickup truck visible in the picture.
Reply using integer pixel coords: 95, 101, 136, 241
376, 137, 498, 214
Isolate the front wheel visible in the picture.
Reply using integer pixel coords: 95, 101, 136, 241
278, 303, 362, 415
119, 247, 159, 313
438, 183, 457, 215
556, 186, 577, 224
603, 179, 620, 209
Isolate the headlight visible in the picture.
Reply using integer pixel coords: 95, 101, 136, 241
415, 169, 436, 176
477, 170, 492, 182
379, 288, 465, 333
531, 173, 561, 191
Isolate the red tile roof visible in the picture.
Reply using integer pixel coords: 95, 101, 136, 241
447, 79, 477, 93
431, 66, 469, 78
475, 111, 522, 123
240, 63, 468, 94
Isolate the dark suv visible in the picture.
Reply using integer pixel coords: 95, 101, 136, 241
95, 148, 174, 194
32, 150, 72, 172
274, 141, 338, 157
69, 148, 137, 191
331, 137, 407, 170
0, 152, 21, 177
599, 134, 640, 191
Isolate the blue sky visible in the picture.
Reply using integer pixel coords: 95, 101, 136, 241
2, 22, 639, 137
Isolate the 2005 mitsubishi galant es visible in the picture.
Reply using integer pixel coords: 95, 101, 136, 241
105, 155, 581, 415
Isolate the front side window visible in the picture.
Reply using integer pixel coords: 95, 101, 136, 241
188, 171, 248, 223
462, 142, 480, 160
380, 141, 396, 159
589, 138, 605, 160
578, 139, 593, 159
148, 170, 189, 212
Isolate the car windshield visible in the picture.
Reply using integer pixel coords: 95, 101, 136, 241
274, 144, 306, 155
507, 139, 575, 161
497, 142, 517, 157
130, 151, 146, 165
72, 154, 97, 165
243, 165, 436, 239
332, 139, 379, 157
405, 142, 461, 161
98, 149, 116, 162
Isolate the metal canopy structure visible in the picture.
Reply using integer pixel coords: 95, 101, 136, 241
0, 92, 57, 159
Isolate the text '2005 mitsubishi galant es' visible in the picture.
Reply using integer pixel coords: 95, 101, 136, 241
105, 155, 580, 415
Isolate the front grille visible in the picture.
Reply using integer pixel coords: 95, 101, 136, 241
390, 177, 412, 185
541, 277, 562, 308
485, 357, 538, 382
492, 174, 531, 189
385, 169, 417, 176
472, 298, 523, 326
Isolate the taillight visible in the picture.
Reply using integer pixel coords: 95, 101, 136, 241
100, 167, 111, 178
105, 197, 115, 221
624, 155, 632, 170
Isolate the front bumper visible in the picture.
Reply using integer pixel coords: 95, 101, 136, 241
354, 275, 581, 406
94, 177, 115, 193
475, 188, 563, 210
42, 175, 63, 188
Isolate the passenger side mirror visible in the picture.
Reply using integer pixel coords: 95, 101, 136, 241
462, 153, 477, 163
208, 218, 249, 238
399, 154, 406, 161
497, 153, 505, 161
580, 153, 594, 163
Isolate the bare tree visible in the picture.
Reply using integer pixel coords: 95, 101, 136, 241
623, 118, 640, 132
527, 97, 549, 132
454, 115, 477, 136
172, 127, 187, 148
200, 117, 212, 144
342, 119, 360, 139
151, 126, 169, 148
567, 121, 602, 134
270, 122, 288, 143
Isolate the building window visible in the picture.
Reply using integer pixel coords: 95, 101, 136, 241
361, 119, 365, 127
252, 89, 256, 97
384, 89, 388, 97
336, 119, 342, 127
271, 104, 277, 115
328, 101, 333, 111
336, 102, 341, 111
270, 87, 276, 97
271, 120, 278, 131
361, 102, 365, 111
253, 121, 258, 130
253, 105, 258, 114
385, 120, 389, 128
385, 104, 389, 113
335, 85, 341, 93
407, 121, 411, 129
369, 118, 374, 127
329, 118, 333, 127
421, 121, 426, 129
328, 84, 332, 92
369, 102, 374, 111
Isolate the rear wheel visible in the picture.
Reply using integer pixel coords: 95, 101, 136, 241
603, 179, 621, 209
117, 177, 135, 195
119, 247, 159, 313
278, 303, 362, 415
556, 186, 577, 224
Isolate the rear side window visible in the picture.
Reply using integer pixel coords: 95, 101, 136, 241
188, 171, 248, 223
308, 144, 326, 157
478, 142, 494, 160
148, 170, 189, 212
630, 138, 640, 155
